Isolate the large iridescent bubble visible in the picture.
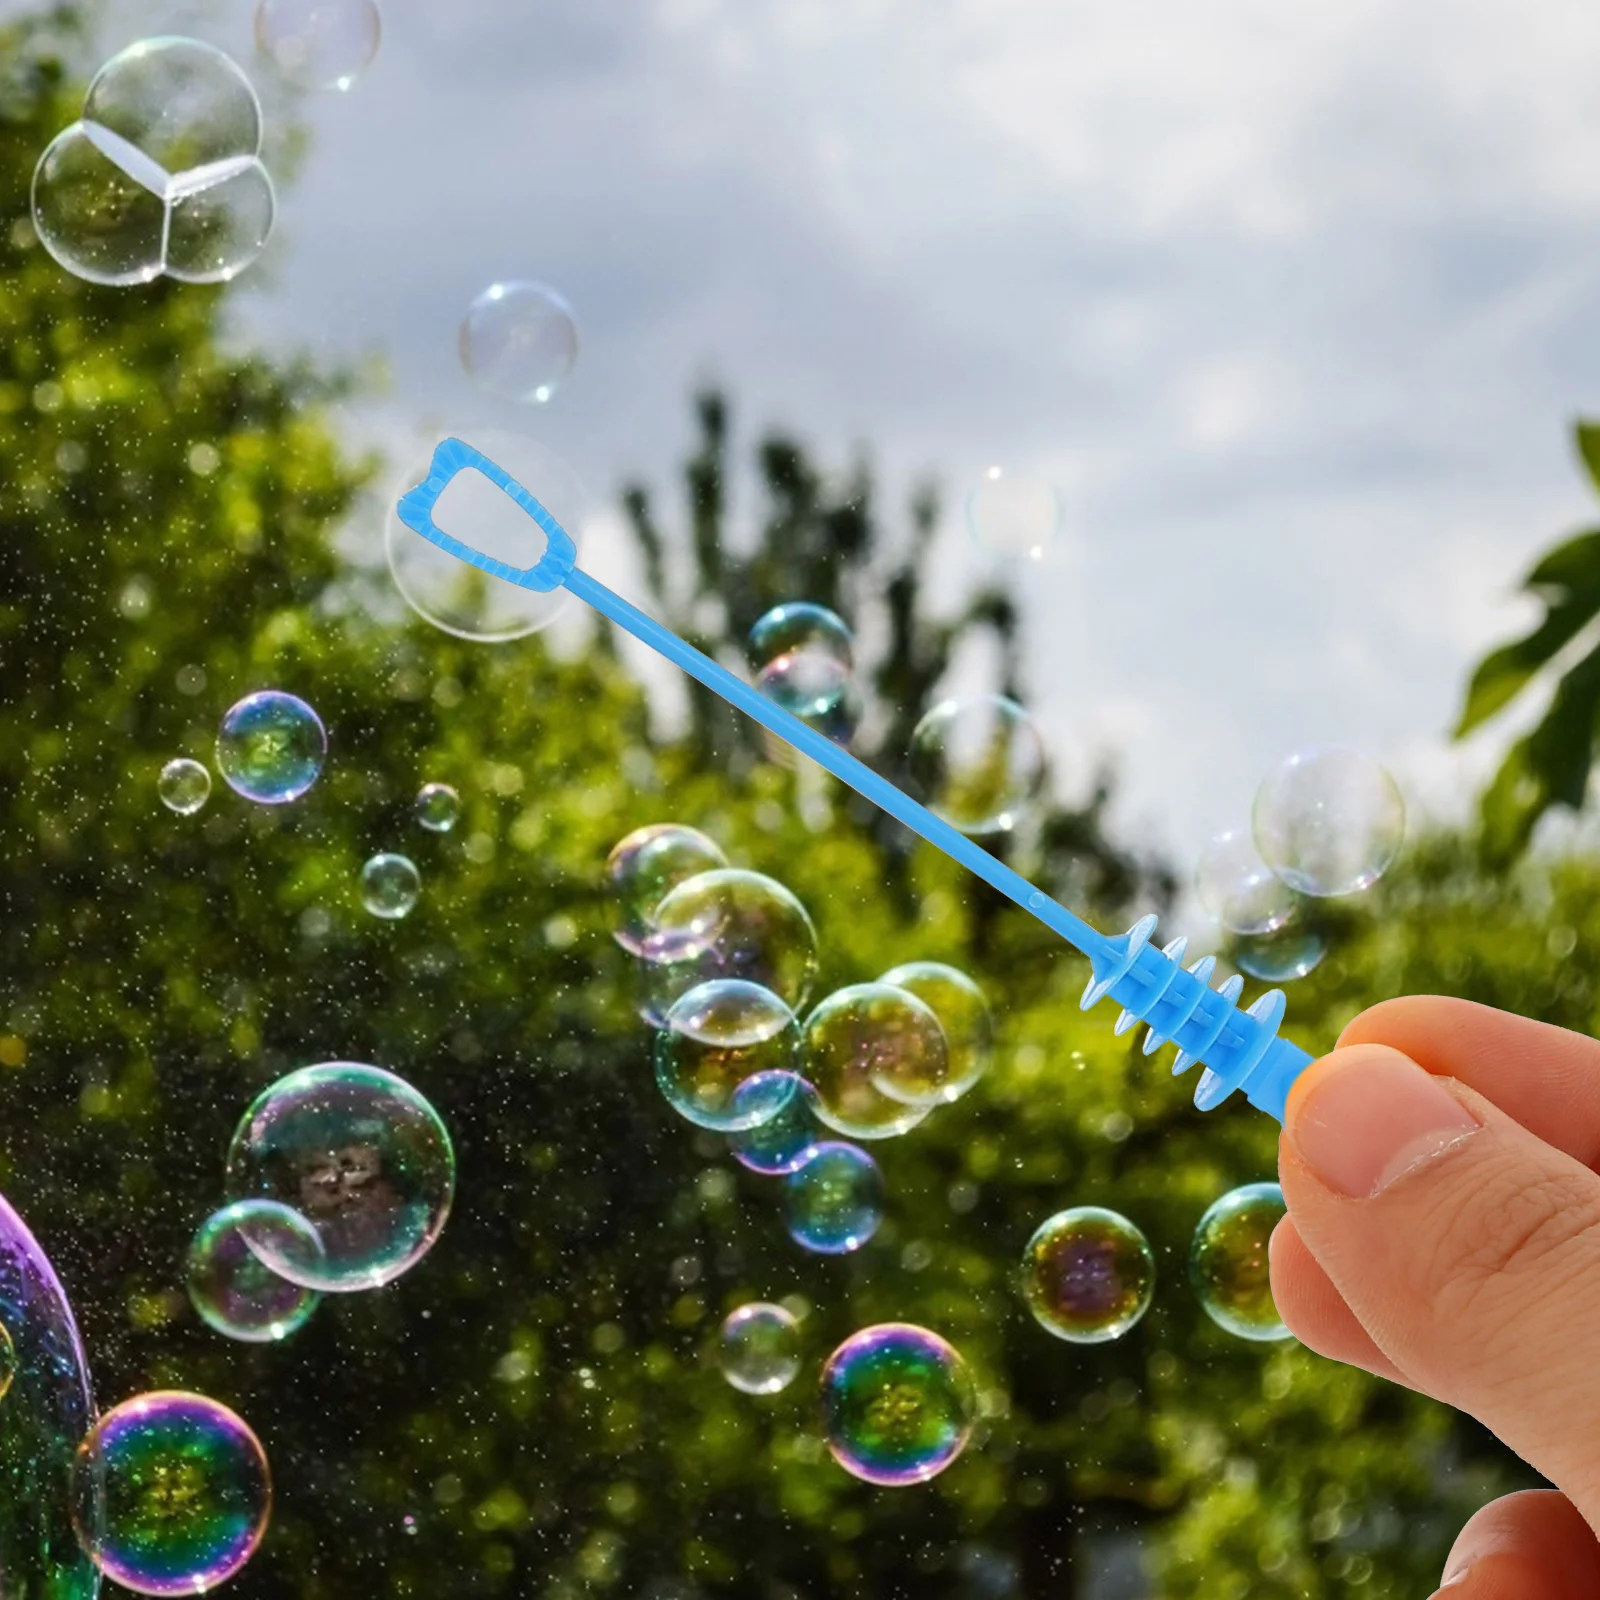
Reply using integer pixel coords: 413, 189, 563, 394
0, 1192, 97, 1596
819, 1324, 976, 1486
654, 981, 800, 1131
71, 1391, 271, 1596
216, 691, 326, 805
225, 1062, 455, 1291
606, 824, 727, 956
1020, 1207, 1155, 1344
186, 1200, 322, 1343
1190, 1183, 1291, 1342
783, 1141, 883, 1255
801, 985, 938, 1139
641, 869, 819, 1022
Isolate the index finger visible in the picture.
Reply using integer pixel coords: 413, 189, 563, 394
1338, 996, 1600, 1167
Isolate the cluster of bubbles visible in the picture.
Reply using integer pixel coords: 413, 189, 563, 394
1017, 1184, 1289, 1345
459, 282, 580, 405
607, 822, 993, 1262
71, 1392, 273, 1596
33, 39, 276, 288
1196, 748, 1405, 984
254, 0, 383, 92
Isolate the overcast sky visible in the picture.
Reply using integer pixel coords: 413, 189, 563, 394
46, 0, 1600, 875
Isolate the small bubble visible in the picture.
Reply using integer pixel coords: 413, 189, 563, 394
361, 853, 420, 919
158, 758, 211, 816
459, 280, 579, 404
716, 1303, 801, 1395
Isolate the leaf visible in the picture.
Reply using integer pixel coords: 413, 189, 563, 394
1453, 597, 1600, 736
1576, 419, 1600, 498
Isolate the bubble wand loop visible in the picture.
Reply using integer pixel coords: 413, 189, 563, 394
399, 439, 1313, 1121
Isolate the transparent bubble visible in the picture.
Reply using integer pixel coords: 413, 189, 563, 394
386, 430, 587, 641
157, 757, 210, 815
32, 39, 274, 287
819, 1324, 975, 1487
1020, 1207, 1155, 1344
641, 869, 819, 1021
361, 853, 421, 920
71, 1391, 271, 1596
216, 690, 326, 805
225, 1062, 455, 1291
0, 1193, 96, 1591
255, 0, 382, 91
909, 695, 1046, 835
415, 782, 461, 834
965, 466, 1063, 563
876, 962, 993, 1104
1234, 925, 1327, 983
606, 824, 727, 956
800, 985, 938, 1140
748, 603, 854, 720
1190, 1182, 1290, 1342
783, 1141, 883, 1255
727, 1085, 820, 1176
1195, 829, 1295, 935
716, 1303, 801, 1395
185, 1200, 322, 1344
1253, 748, 1405, 897
459, 281, 580, 404
654, 982, 800, 1132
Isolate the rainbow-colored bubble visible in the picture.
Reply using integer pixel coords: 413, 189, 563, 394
819, 1323, 976, 1486
654, 980, 800, 1131
605, 824, 727, 956
186, 1201, 322, 1343
1190, 1182, 1291, 1342
728, 1084, 819, 1175
71, 1391, 272, 1596
783, 1141, 883, 1255
215, 690, 325, 805
1021, 1206, 1155, 1344
801, 985, 937, 1139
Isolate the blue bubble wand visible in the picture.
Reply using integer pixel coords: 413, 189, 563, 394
398, 438, 1313, 1121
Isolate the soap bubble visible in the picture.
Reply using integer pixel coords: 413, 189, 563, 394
225, 1062, 455, 1292
0, 1320, 14, 1403
1253, 748, 1405, 897
158, 758, 210, 815
728, 1085, 819, 1175
783, 1141, 883, 1255
255, 0, 382, 91
642, 869, 819, 1020
819, 1323, 976, 1486
748, 603, 854, 719
32, 38, 274, 287
909, 695, 1046, 835
71, 1391, 271, 1596
965, 466, 1063, 563
717, 1303, 801, 1395
1195, 829, 1295, 936
186, 1201, 322, 1344
386, 430, 587, 642
801, 985, 938, 1139
414, 782, 460, 834
1021, 1207, 1155, 1344
655, 982, 800, 1131
0, 1192, 96, 1591
606, 824, 728, 956
876, 962, 993, 1104
361, 853, 421, 919
1191, 1183, 1291, 1342
216, 691, 326, 805
459, 281, 579, 404
1234, 925, 1326, 983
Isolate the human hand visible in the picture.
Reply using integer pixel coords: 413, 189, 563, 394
1271, 996, 1600, 1597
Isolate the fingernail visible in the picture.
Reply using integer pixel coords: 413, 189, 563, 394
1436, 1558, 1474, 1589
1290, 1046, 1480, 1199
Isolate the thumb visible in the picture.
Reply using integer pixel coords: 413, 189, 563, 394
1281, 1042, 1600, 1523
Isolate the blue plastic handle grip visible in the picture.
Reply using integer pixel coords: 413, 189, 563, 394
396, 439, 1314, 1120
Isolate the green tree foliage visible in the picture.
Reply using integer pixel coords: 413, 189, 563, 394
0, 11, 1555, 1597
1456, 419, 1600, 860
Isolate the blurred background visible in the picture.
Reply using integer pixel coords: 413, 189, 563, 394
8, 1, 1600, 1596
